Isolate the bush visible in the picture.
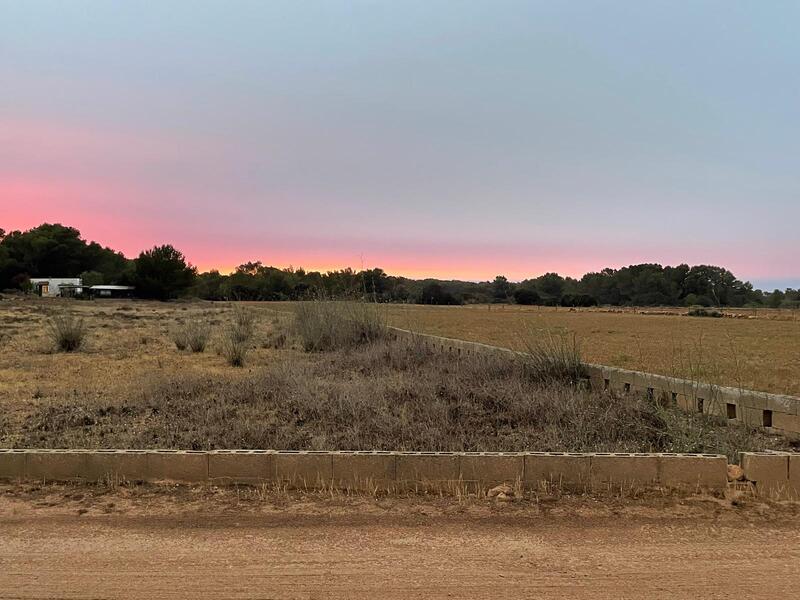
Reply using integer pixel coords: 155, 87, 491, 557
292, 301, 387, 352
513, 287, 540, 305
220, 326, 248, 367
47, 311, 87, 352
230, 305, 255, 343
560, 294, 597, 308
186, 322, 211, 352
170, 328, 188, 351
170, 322, 211, 352
687, 308, 723, 318
519, 329, 584, 384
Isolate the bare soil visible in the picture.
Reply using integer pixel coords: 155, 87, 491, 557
1, 482, 799, 599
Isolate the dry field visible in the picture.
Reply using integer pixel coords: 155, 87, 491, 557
350, 303, 800, 396
0, 296, 790, 459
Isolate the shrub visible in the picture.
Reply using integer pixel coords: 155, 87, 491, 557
518, 329, 584, 384
292, 301, 387, 352
230, 305, 255, 343
186, 322, 211, 352
687, 308, 723, 318
220, 330, 248, 367
513, 287, 540, 305
47, 311, 86, 352
170, 328, 188, 351
170, 322, 211, 352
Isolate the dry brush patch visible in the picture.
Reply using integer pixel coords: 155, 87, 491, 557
3, 335, 787, 460
344, 303, 800, 396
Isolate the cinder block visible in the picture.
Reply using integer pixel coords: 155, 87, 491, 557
208, 450, 275, 484
147, 450, 208, 483
459, 453, 524, 485
0, 450, 26, 480
590, 453, 659, 488
741, 452, 790, 498
675, 393, 693, 412
773, 412, 800, 434
84, 450, 150, 482
396, 452, 459, 484
659, 454, 727, 490
524, 453, 591, 489
736, 390, 768, 410
701, 397, 727, 418
275, 451, 333, 488
332, 451, 396, 489
739, 407, 764, 428
631, 371, 653, 393
26, 450, 89, 481
767, 395, 798, 416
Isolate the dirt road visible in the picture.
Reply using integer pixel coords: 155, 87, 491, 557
1, 484, 799, 599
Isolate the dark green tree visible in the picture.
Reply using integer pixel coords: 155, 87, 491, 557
133, 245, 196, 300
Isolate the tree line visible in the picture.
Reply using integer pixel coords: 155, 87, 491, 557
1, 224, 797, 308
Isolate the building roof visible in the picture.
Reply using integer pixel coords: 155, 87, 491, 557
90, 285, 135, 290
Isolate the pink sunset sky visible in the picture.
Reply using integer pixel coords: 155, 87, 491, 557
2, 2, 798, 289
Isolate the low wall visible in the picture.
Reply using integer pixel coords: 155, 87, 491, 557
740, 452, 800, 499
0, 449, 728, 493
387, 327, 800, 436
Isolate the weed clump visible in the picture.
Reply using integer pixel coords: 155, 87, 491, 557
292, 301, 387, 352
519, 329, 584, 384
220, 332, 247, 367
230, 305, 256, 343
171, 322, 211, 352
47, 311, 86, 352
218, 306, 255, 366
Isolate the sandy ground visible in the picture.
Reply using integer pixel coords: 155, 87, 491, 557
2, 483, 800, 599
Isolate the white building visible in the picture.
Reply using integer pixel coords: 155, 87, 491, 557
29, 278, 83, 297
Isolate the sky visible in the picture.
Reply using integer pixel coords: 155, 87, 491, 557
1, 1, 798, 290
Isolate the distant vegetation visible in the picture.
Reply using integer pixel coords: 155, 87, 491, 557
1, 223, 798, 308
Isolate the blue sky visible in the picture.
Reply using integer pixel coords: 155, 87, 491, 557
2, 1, 798, 289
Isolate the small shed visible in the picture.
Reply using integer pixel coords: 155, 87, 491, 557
29, 278, 83, 297
89, 285, 135, 299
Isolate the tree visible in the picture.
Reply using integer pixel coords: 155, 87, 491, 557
0, 223, 134, 289
133, 245, 196, 300
417, 282, 460, 305
534, 273, 566, 301
513, 287, 540, 305
80, 270, 104, 287
492, 275, 511, 302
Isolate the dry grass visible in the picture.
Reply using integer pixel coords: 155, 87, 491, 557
230, 305, 256, 343
291, 301, 387, 351
46, 310, 87, 352
2, 325, 787, 460
289, 302, 800, 396
0, 298, 793, 462
519, 328, 584, 384
171, 321, 211, 353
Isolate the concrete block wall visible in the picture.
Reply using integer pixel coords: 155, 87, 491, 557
388, 327, 800, 437
740, 452, 800, 499
0, 449, 729, 494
